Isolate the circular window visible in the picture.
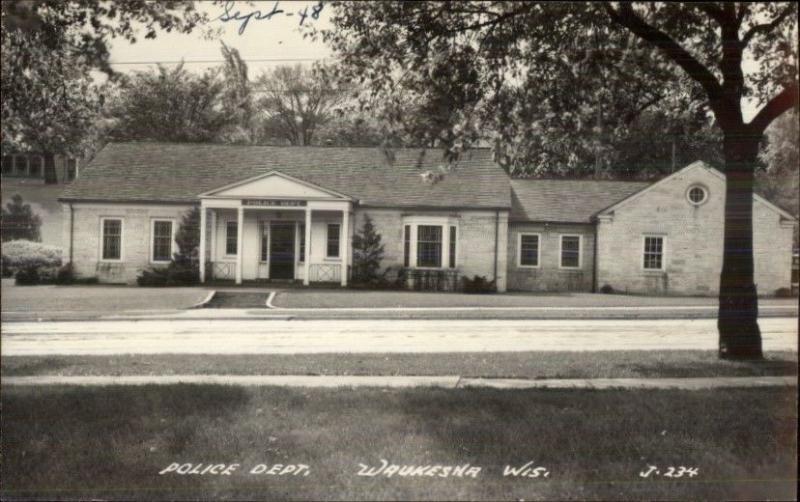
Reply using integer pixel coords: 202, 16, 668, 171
687, 185, 708, 205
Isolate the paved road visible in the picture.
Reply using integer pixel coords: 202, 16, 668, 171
1, 318, 797, 355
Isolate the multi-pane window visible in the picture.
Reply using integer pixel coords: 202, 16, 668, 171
66, 158, 77, 181
448, 226, 457, 269
560, 235, 581, 268
403, 225, 410, 267
519, 234, 540, 267
29, 156, 43, 178
101, 219, 122, 260
152, 220, 173, 262
14, 156, 27, 176
260, 223, 269, 262
417, 225, 442, 268
298, 223, 306, 262
643, 236, 664, 270
226, 221, 238, 255
1, 156, 12, 175
327, 223, 340, 258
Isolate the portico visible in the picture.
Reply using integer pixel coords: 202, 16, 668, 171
197, 171, 353, 286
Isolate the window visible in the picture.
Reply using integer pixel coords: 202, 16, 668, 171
1, 156, 12, 175
560, 235, 581, 269
29, 156, 43, 178
327, 223, 340, 258
101, 218, 122, 261
417, 225, 442, 268
226, 221, 238, 255
66, 158, 77, 181
298, 223, 306, 262
151, 220, 174, 262
403, 225, 410, 267
518, 234, 540, 267
260, 222, 269, 262
448, 226, 457, 269
643, 236, 664, 270
14, 156, 28, 176
687, 185, 708, 205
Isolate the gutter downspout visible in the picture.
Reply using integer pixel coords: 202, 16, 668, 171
493, 210, 499, 285
68, 202, 74, 264
591, 219, 598, 293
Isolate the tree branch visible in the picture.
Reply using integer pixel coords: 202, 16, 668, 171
748, 82, 799, 134
603, 3, 725, 110
693, 3, 728, 26
741, 4, 796, 45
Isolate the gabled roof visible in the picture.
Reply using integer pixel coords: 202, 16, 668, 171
510, 178, 650, 223
596, 160, 798, 221
60, 142, 511, 209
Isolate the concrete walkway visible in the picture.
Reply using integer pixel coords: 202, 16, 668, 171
2, 374, 796, 390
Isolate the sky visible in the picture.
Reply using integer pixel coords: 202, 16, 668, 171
106, 1, 333, 78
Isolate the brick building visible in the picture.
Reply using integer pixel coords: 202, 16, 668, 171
59, 143, 796, 295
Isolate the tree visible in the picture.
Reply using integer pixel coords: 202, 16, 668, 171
1, 195, 42, 242
219, 42, 256, 144
317, 2, 799, 360
175, 206, 201, 262
254, 64, 344, 146
108, 64, 235, 143
1, 1, 205, 174
351, 215, 386, 284
757, 110, 799, 245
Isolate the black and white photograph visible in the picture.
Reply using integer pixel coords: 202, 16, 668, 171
1, 1, 798, 500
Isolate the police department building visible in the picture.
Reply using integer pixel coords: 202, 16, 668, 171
59, 143, 796, 295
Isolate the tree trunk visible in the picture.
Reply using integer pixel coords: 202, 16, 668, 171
718, 131, 762, 360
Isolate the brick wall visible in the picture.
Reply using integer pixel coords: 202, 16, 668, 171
66, 202, 195, 283
354, 208, 509, 291
596, 164, 795, 296
507, 222, 595, 292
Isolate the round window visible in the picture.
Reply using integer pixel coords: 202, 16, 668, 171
687, 185, 708, 205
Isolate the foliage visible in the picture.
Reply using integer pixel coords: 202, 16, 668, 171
175, 207, 201, 261
599, 284, 615, 294
108, 64, 235, 143
773, 287, 794, 298
351, 215, 386, 284
54, 263, 99, 285
1, 195, 42, 242
756, 111, 799, 216
461, 275, 497, 294
255, 64, 345, 146
1, 0, 206, 154
1, 239, 61, 279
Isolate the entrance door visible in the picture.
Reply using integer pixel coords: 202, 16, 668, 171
269, 222, 295, 279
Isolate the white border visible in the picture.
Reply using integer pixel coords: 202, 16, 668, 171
150, 218, 176, 264
517, 233, 541, 268
99, 217, 124, 262
558, 234, 582, 269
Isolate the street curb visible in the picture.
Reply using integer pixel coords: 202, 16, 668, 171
2, 375, 796, 390
189, 290, 216, 309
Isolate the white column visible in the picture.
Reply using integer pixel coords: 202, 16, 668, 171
210, 210, 217, 263
235, 205, 244, 284
303, 207, 311, 286
340, 207, 350, 287
199, 206, 207, 283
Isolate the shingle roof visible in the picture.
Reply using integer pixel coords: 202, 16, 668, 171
510, 178, 650, 223
61, 142, 512, 209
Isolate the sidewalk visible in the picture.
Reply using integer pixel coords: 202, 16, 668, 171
3, 374, 796, 389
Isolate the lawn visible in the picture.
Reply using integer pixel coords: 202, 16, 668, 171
272, 289, 799, 309
0, 385, 795, 500
0, 281, 209, 313
2, 350, 797, 379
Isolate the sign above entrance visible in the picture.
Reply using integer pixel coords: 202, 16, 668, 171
243, 199, 307, 207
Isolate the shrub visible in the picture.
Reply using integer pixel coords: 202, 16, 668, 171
2, 239, 62, 277
15, 266, 40, 285
461, 275, 496, 294
774, 287, 794, 298
351, 214, 385, 285
137, 260, 199, 287
54, 263, 99, 285
600, 284, 615, 294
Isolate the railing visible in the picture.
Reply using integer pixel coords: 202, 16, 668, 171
308, 263, 342, 283
400, 268, 460, 292
208, 261, 235, 281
